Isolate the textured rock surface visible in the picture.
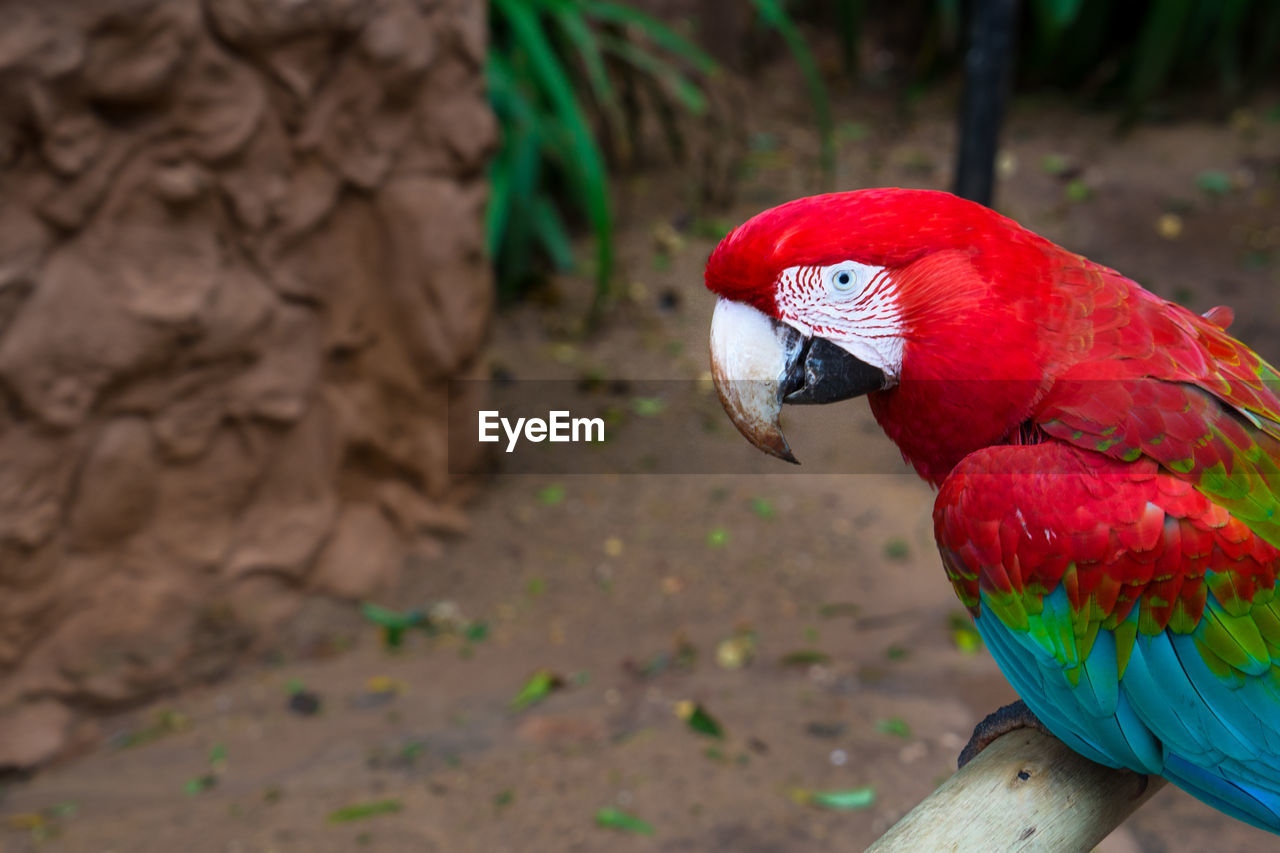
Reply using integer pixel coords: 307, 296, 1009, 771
0, 0, 493, 767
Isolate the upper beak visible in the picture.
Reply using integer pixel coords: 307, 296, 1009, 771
709, 298, 887, 463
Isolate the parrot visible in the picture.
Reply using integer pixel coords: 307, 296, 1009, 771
704, 187, 1280, 833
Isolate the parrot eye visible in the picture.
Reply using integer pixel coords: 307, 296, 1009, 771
828, 265, 859, 295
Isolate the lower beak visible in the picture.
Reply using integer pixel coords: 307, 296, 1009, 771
709, 298, 886, 463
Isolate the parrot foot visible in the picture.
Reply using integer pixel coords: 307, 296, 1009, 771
957, 700, 1052, 770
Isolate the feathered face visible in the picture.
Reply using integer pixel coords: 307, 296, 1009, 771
706, 188, 1054, 476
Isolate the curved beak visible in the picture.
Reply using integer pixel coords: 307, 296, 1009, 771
709, 298, 887, 464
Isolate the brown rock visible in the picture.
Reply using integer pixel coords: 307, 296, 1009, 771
0, 0, 491, 768
67, 418, 159, 552
374, 176, 492, 380
81, 1, 198, 104
203, 0, 369, 49
0, 425, 74, 550
225, 401, 339, 579
175, 41, 266, 162
310, 502, 402, 599
377, 480, 471, 538
0, 700, 73, 768
230, 304, 322, 423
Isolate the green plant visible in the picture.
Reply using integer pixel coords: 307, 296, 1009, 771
749, 0, 836, 172
487, 0, 715, 312
487, 0, 837, 313
829, 0, 1280, 119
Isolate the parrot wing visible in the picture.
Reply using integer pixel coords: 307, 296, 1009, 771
1037, 260, 1280, 546
936, 441, 1280, 831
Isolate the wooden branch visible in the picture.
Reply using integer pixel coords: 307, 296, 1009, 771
865, 729, 1167, 852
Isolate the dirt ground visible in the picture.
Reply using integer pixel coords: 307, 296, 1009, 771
4, 67, 1280, 852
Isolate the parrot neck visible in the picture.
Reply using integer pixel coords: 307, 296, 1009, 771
865, 249, 1058, 486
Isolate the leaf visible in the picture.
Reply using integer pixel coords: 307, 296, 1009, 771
818, 602, 859, 619
1196, 169, 1233, 195
1065, 178, 1092, 202
1125, 0, 1195, 122
706, 526, 729, 548
594, 806, 655, 835
778, 649, 831, 667
748, 0, 834, 172
631, 396, 667, 417
949, 612, 984, 654
361, 602, 425, 630
326, 799, 403, 824
676, 700, 725, 739
882, 538, 910, 561
599, 34, 708, 115
749, 497, 775, 519
579, 2, 717, 74
183, 775, 217, 796
537, 483, 567, 505
531, 194, 577, 271
510, 669, 564, 711
464, 621, 490, 643
1039, 153, 1070, 176
876, 717, 913, 738
493, 0, 614, 310
795, 786, 877, 810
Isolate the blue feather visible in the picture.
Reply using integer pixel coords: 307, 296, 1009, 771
977, 586, 1280, 833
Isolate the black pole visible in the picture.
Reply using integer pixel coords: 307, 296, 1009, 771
954, 0, 1017, 208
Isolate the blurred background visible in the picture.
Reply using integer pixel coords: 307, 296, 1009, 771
0, 0, 1279, 850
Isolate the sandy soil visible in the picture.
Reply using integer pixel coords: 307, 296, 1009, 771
4, 72, 1280, 852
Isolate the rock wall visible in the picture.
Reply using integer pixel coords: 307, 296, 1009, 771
0, 0, 493, 767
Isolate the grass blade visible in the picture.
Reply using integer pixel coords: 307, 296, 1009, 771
579, 1, 718, 75
599, 33, 708, 115
531, 194, 577, 271
494, 0, 614, 309
1124, 0, 1195, 123
748, 0, 835, 174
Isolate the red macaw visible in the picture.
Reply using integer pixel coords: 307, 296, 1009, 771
705, 188, 1280, 833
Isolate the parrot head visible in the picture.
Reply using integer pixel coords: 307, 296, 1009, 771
706, 188, 1061, 483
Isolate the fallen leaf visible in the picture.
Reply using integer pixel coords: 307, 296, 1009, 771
288, 690, 322, 716
675, 701, 725, 739
876, 717, 912, 738
183, 775, 217, 795
749, 497, 775, 519
361, 602, 427, 649
1065, 178, 1092, 202
1196, 169, 1232, 196
510, 669, 565, 711
537, 483, 566, 505
818, 602, 859, 619
1156, 213, 1183, 239
595, 807, 655, 835
327, 798, 403, 823
1040, 153, 1070, 176
706, 527, 729, 548
6, 813, 46, 830
882, 538, 910, 561
631, 397, 666, 417
794, 786, 876, 810
948, 613, 983, 654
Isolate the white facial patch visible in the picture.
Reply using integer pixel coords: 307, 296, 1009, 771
773, 261, 904, 383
